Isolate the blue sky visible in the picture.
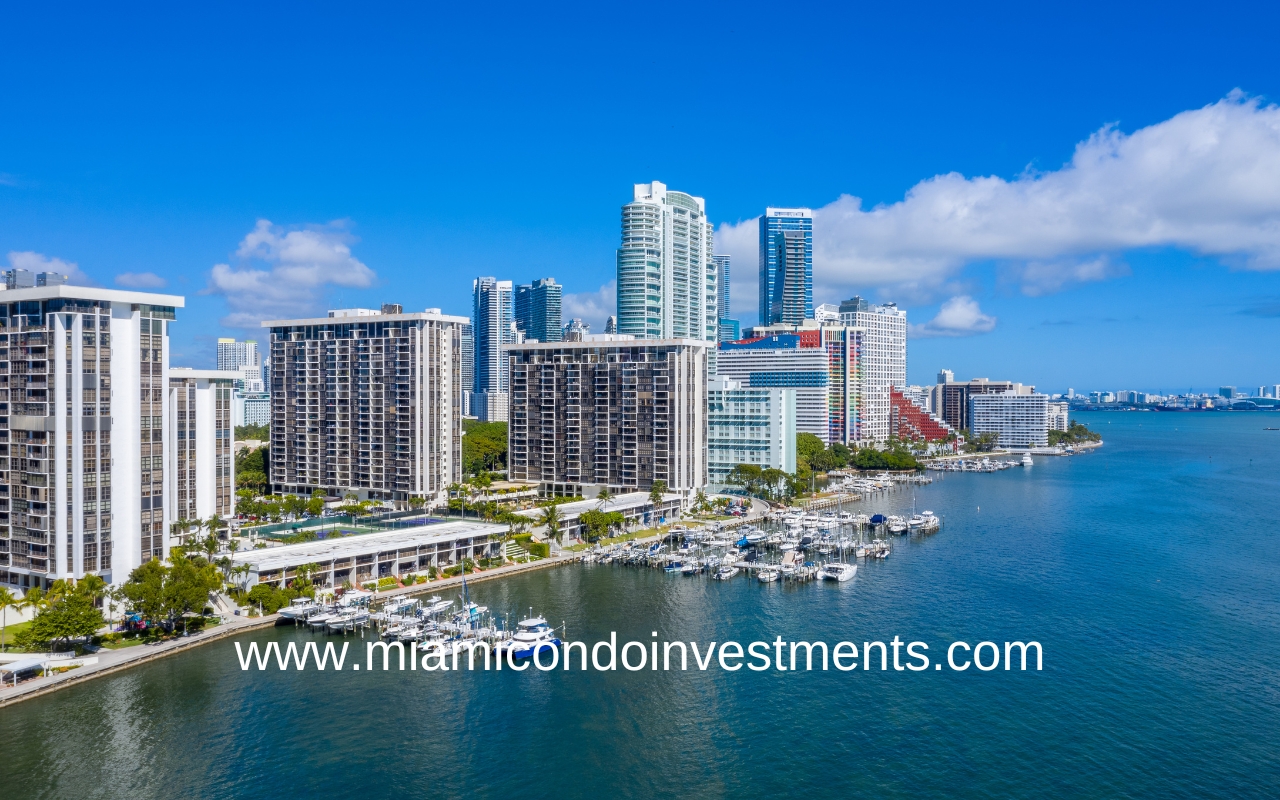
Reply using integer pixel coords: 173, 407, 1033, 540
2, 2, 1279, 394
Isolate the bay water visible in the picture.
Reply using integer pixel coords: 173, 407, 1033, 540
1, 411, 1278, 798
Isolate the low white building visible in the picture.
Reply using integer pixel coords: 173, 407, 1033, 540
707, 377, 796, 486
514, 491, 683, 543
167, 369, 239, 541
232, 519, 504, 588
969, 391, 1049, 449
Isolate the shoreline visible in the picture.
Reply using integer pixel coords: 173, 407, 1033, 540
0, 552, 581, 708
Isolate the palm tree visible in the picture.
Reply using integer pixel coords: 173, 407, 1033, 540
693, 488, 709, 514
228, 538, 240, 558
0, 588, 15, 653
540, 503, 561, 545
648, 480, 667, 507
595, 488, 612, 508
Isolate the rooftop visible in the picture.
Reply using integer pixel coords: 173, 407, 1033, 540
0, 284, 185, 307
231, 519, 505, 572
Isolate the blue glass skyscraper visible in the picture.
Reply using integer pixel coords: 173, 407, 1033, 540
758, 208, 813, 325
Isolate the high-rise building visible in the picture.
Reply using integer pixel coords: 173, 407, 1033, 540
472, 278, 514, 421
713, 253, 738, 345
217, 338, 259, 373
1218, 386, 1236, 400
714, 255, 731, 317
759, 208, 813, 325
616, 182, 718, 345
604, 316, 617, 334
838, 297, 906, 444
217, 337, 265, 404
514, 278, 562, 344
166, 369, 238, 541
0, 286, 184, 592
459, 322, 473, 416
1048, 401, 1069, 432
814, 303, 840, 323
936, 377, 1031, 432
233, 392, 271, 428
970, 391, 1049, 449
506, 338, 709, 497
889, 389, 954, 444
719, 322, 863, 445
562, 318, 590, 341
263, 306, 465, 507
707, 376, 796, 486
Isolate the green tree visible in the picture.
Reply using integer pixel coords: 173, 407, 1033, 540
648, 480, 668, 507
408, 495, 426, 511
579, 509, 624, 542
16, 579, 106, 651
726, 463, 764, 497
0, 587, 16, 652
796, 432, 826, 462
462, 420, 508, 476
234, 423, 269, 441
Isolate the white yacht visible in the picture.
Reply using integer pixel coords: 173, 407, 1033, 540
757, 568, 780, 583
713, 566, 739, 581
279, 598, 319, 621
1021, 453, 1034, 467
820, 562, 857, 582
908, 514, 925, 530
495, 616, 562, 660
887, 516, 908, 534
851, 513, 870, 527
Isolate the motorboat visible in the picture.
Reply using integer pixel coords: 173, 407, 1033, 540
495, 616, 562, 660
306, 608, 339, 629
663, 560, 683, 573
869, 513, 887, 527
757, 568, 780, 583
1021, 453, 1034, 467
422, 596, 454, 616
681, 561, 701, 575
908, 514, 925, 530
713, 566, 739, 581
820, 562, 858, 582
279, 598, 320, 621
887, 516, 908, 534
919, 512, 941, 531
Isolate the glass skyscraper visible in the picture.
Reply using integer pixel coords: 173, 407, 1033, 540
471, 277, 514, 396
616, 181, 718, 342
514, 277, 562, 343
758, 207, 813, 325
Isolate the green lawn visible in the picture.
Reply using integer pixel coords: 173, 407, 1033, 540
0, 619, 32, 651
566, 526, 669, 552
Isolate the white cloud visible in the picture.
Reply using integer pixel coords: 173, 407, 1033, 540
718, 91, 1280, 306
6, 251, 95, 285
115, 271, 167, 289
712, 220, 761, 326
561, 281, 616, 333
206, 219, 376, 328
911, 295, 997, 338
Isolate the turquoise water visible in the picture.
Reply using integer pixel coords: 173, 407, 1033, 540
2, 412, 1278, 798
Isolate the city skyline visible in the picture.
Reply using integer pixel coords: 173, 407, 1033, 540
3, 6, 1280, 390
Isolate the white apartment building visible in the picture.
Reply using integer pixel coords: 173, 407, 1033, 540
506, 338, 709, 498
616, 182, 718, 349
707, 377, 796, 486
233, 391, 270, 428
718, 322, 862, 446
217, 338, 264, 392
0, 287, 184, 592
969, 391, 1050, 449
1048, 401, 1069, 433
263, 305, 465, 507
838, 297, 906, 445
166, 369, 238, 541
902, 385, 933, 414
